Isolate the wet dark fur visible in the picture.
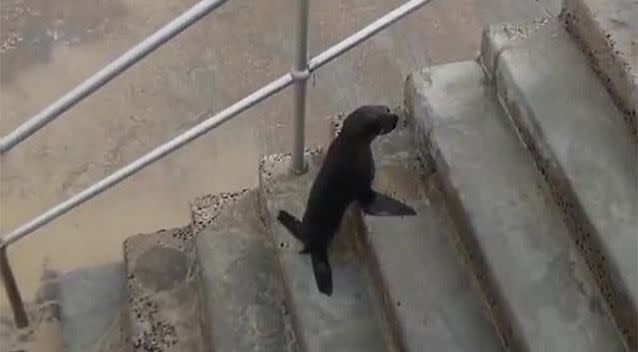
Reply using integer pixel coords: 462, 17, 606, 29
277, 105, 413, 296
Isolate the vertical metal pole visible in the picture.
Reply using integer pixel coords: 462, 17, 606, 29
291, 0, 310, 174
0, 246, 28, 328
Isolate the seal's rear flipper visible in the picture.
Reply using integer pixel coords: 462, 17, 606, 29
277, 210, 306, 242
311, 248, 333, 296
362, 192, 416, 216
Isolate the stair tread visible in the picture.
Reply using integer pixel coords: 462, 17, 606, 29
58, 263, 126, 352
406, 60, 625, 351
360, 122, 506, 352
562, 0, 637, 135
260, 151, 389, 352
195, 190, 292, 352
484, 18, 637, 338
123, 227, 207, 352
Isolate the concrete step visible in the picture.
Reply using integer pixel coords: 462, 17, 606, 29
195, 189, 293, 351
482, 18, 638, 347
190, 189, 250, 236
342, 113, 506, 352
58, 263, 126, 352
260, 150, 392, 352
561, 0, 637, 138
1, 264, 126, 352
123, 227, 208, 352
405, 60, 626, 351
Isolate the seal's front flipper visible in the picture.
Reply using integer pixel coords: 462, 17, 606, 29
362, 192, 416, 216
277, 210, 306, 242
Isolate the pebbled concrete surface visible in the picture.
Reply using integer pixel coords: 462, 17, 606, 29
190, 189, 250, 235
196, 190, 293, 352
405, 60, 625, 352
123, 227, 207, 352
561, 0, 638, 138
0, 0, 561, 309
483, 19, 638, 347
260, 150, 390, 352
353, 114, 506, 352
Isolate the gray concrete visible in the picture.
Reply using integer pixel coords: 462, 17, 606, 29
123, 227, 208, 352
1, 264, 125, 352
405, 61, 626, 351
58, 263, 126, 352
356, 115, 505, 351
561, 0, 638, 138
260, 151, 391, 352
483, 19, 638, 347
190, 189, 250, 235
196, 190, 292, 352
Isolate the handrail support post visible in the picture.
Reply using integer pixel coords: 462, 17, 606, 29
291, 0, 310, 174
0, 245, 29, 328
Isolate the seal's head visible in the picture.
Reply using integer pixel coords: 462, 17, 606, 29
340, 105, 399, 143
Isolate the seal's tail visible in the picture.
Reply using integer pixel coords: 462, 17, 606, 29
278, 210, 332, 295
277, 210, 305, 242
311, 247, 333, 296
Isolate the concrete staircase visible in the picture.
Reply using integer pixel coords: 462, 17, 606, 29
3, 0, 636, 351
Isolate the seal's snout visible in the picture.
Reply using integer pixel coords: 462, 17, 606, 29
341, 105, 400, 139
378, 113, 398, 135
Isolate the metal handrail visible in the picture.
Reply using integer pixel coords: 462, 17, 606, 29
0, 0, 431, 328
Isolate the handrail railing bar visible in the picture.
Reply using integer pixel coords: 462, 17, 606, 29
0, 0, 230, 154
0, 0, 429, 248
0, 73, 294, 248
